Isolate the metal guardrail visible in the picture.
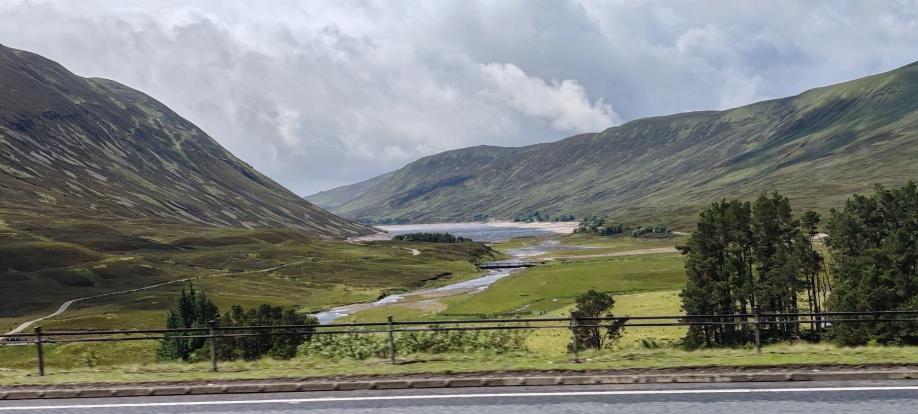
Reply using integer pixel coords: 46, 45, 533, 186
3, 309, 918, 376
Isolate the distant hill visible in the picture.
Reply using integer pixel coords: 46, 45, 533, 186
0, 44, 371, 239
328, 61, 918, 227
330, 144, 550, 222
304, 171, 395, 211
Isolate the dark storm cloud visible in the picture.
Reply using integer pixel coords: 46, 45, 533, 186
0, 0, 916, 194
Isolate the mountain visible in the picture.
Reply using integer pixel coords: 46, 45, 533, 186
0, 44, 371, 239
329, 61, 918, 227
331, 144, 550, 222
304, 171, 395, 211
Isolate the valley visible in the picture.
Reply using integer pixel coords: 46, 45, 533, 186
0, 41, 914, 384
334, 230, 688, 329
311, 61, 918, 228
0, 216, 503, 333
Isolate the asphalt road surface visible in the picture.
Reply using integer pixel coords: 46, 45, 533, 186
2, 380, 918, 413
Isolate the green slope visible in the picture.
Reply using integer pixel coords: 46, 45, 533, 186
304, 171, 395, 211
0, 44, 371, 239
331, 143, 553, 221
333, 61, 918, 227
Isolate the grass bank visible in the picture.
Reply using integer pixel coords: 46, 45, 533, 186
3, 343, 918, 386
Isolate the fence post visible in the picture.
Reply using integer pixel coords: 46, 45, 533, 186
208, 320, 217, 372
34, 326, 44, 377
570, 311, 579, 363
387, 315, 396, 365
753, 306, 761, 354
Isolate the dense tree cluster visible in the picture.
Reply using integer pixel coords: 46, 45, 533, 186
157, 284, 315, 361
678, 193, 825, 349
553, 214, 577, 222
393, 232, 472, 243
216, 304, 317, 360
680, 184, 918, 348
631, 225, 670, 237
574, 216, 623, 236
156, 284, 219, 361
826, 183, 918, 345
513, 211, 549, 222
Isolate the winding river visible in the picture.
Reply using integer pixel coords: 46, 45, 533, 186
313, 222, 588, 324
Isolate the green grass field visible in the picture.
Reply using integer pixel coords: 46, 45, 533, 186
339, 232, 687, 324
3, 341, 917, 386
524, 290, 686, 353
491, 232, 685, 256
444, 255, 686, 316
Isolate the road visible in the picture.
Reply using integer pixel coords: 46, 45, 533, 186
2, 380, 917, 413
4, 264, 295, 335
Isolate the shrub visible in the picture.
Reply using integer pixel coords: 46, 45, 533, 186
298, 325, 529, 360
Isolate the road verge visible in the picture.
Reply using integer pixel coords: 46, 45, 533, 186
2, 365, 918, 400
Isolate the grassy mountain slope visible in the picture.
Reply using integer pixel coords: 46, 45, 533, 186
332, 143, 553, 221
0, 44, 371, 239
304, 171, 395, 211
333, 62, 918, 226
0, 218, 500, 322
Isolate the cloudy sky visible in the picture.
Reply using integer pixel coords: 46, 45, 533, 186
1, 1, 917, 195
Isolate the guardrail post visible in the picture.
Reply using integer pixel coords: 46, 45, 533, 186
34, 326, 45, 376
208, 320, 217, 372
753, 306, 761, 354
570, 311, 579, 363
387, 315, 396, 365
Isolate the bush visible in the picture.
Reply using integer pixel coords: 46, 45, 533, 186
298, 325, 529, 360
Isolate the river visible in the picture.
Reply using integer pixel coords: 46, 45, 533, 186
314, 223, 588, 324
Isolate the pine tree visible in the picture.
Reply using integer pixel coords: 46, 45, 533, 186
679, 194, 823, 348
156, 283, 219, 361
827, 182, 918, 345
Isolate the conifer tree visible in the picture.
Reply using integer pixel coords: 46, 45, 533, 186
157, 283, 219, 361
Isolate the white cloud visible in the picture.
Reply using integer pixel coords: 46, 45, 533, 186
479, 62, 619, 132
1, 0, 917, 195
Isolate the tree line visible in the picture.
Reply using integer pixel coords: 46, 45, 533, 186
631, 224, 670, 237
680, 183, 918, 348
574, 215, 623, 236
157, 283, 316, 362
356, 218, 411, 225
392, 232, 472, 243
